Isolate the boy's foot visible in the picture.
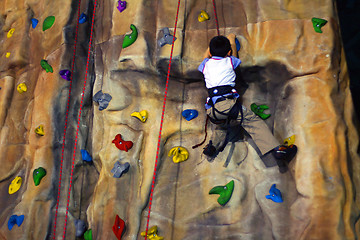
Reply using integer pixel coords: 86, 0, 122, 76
273, 144, 298, 163
203, 140, 217, 157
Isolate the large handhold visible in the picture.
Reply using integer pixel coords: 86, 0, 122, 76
35, 125, 45, 136
209, 180, 234, 206
168, 146, 189, 163
250, 103, 271, 120
198, 10, 209, 22
40, 59, 53, 73
81, 149, 93, 162
266, 184, 283, 203
158, 27, 176, 47
75, 219, 87, 237
59, 69, 71, 81
43, 16, 55, 31
111, 161, 130, 178
117, 0, 127, 12
141, 225, 164, 240
93, 90, 112, 111
84, 229, 92, 240
112, 215, 125, 240
122, 24, 138, 48
8, 176, 22, 194
7, 28, 15, 38
33, 167, 46, 186
131, 110, 148, 123
8, 215, 24, 230
312, 17, 327, 33
17, 83, 27, 93
112, 134, 133, 152
182, 109, 198, 121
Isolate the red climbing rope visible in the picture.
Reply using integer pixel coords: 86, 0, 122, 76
61, 0, 97, 238
212, 0, 220, 36
144, 0, 181, 239
52, 0, 82, 239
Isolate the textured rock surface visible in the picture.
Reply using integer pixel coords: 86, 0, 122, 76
0, 0, 359, 239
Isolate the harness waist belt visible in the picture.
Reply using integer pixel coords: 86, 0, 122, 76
208, 85, 233, 97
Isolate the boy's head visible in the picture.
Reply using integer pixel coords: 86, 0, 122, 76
209, 36, 231, 58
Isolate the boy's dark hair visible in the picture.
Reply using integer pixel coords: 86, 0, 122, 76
209, 36, 231, 57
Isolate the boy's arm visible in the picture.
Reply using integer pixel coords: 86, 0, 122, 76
227, 34, 238, 58
203, 47, 211, 59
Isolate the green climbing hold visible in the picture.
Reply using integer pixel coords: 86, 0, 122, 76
311, 17, 327, 33
40, 59, 53, 73
209, 180, 234, 206
33, 167, 46, 186
43, 16, 55, 31
122, 24, 138, 48
251, 103, 271, 120
84, 229, 92, 240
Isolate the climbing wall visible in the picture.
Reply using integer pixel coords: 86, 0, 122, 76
0, 0, 359, 239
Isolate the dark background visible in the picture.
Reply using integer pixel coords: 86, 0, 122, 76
337, 0, 360, 121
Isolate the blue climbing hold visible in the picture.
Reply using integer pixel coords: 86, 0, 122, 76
235, 38, 241, 52
266, 184, 283, 203
93, 90, 112, 111
182, 109, 198, 121
31, 18, 39, 29
79, 13, 88, 24
111, 161, 130, 178
75, 219, 87, 237
81, 149, 92, 162
8, 215, 24, 230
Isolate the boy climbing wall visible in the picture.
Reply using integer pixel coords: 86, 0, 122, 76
198, 34, 297, 173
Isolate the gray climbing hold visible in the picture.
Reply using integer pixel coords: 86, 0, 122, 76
158, 27, 176, 47
75, 219, 87, 237
93, 90, 112, 111
111, 161, 130, 178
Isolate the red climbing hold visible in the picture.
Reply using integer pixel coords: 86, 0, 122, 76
112, 215, 125, 240
112, 134, 133, 152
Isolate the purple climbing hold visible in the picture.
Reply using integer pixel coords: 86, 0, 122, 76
8, 215, 24, 230
81, 149, 92, 162
111, 161, 130, 178
75, 219, 87, 237
117, 0, 127, 12
59, 70, 71, 81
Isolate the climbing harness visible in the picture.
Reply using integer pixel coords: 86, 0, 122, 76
145, 0, 181, 238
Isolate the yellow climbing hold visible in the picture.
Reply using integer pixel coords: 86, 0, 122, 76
8, 176, 22, 194
6, 52, 11, 58
131, 110, 148, 123
35, 125, 45, 136
141, 225, 164, 240
284, 135, 295, 146
168, 146, 189, 163
7, 28, 15, 38
17, 83, 27, 93
198, 10, 210, 22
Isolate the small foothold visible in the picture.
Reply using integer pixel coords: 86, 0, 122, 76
81, 149, 92, 162
235, 37, 241, 52
117, 0, 127, 12
141, 225, 164, 240
198, 10, 210, 22
40, 59, 53, 73
84, 229, 92, 240
43, 16, 55, 31
8, 176, 22, 194
122, 24, 138, 48
59, 70, 71, 81
17, 83, 27, 93
112, 215, 125, 240
209, 180, 234, 206
93, 90, 112, 110
35, 125, 45, 136
182, 109, 198, 121
33, 167, 46, 186
168, 146, 189, 163
266, 184, 283, 203
111, 161, 130, 178
284, 135, 295, 146
312, 18, 327, 33
6, 52, 11, 58
7, 28, 15, 38
79, 13, 88, 24
131, 110, 148, 123
112, 134, 133, 152
158, 27, 176, 47
75, 219, 87, 237
31, 18, 39, 29
250, 103, 271, 120
8, 215, 24, 230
